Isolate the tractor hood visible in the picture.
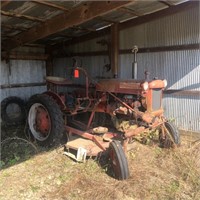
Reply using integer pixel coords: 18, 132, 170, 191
96, 79, 167, 94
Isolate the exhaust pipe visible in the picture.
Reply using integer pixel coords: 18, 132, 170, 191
132, 46, 138, 79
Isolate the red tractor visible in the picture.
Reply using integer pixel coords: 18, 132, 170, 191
26, 60, 180, 180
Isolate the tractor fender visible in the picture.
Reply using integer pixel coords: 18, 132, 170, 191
43, 91, 66, 110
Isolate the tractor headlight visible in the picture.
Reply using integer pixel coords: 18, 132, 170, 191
142, 82, 149, 91
163, 79, 167, 87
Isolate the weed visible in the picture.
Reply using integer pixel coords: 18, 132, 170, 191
30, 185, 40, 193
0, 161, 5, 168
0, 131, 199, 200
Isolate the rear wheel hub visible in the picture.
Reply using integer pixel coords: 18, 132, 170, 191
28, 103, 51, 141
35, 107, 50, 134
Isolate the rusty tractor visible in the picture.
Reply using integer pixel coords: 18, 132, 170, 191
26, 55, 180, 180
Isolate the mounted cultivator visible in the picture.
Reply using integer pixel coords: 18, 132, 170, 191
26, 53, 180, 180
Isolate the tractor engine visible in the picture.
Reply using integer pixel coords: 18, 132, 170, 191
95, 77, 167, 134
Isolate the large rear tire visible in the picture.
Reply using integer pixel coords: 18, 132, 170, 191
159, 121, 180, 148
108, 140, 129, 180
27, 94, 65, 147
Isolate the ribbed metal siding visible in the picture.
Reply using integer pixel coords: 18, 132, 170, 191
163, 95, 200, 132
119, 50, 200, 132
120, 6, 199, 49
120, 6, 200, 132
0, 59, 47, 102
120, 50, 200, 90
54, 56, 110, 80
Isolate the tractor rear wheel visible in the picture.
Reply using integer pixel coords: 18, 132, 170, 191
27, 94, 65, 146
159, 121, 180, 148
108, 140, 129, 180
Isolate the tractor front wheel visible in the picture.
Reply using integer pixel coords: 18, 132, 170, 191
27, 94, 64, 146
159, 121, 180, 148
107, 140, 129, 180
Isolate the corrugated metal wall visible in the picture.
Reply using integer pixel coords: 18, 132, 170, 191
119, 7, 200, 132
53, 7, 200, 132
53, 55, 110, 87
120, 6, 199, 48
0, 47, 47, 102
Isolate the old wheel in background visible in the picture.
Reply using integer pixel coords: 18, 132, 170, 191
27, 94, 64, 146
159, 121, 180, 148
108, 140, 129, 180
1, 96, 26, 125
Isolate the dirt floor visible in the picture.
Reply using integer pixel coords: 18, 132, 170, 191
0, 124, 200, 200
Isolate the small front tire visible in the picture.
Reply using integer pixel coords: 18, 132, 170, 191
159, 121, 180, 148
108, 140, 129, 180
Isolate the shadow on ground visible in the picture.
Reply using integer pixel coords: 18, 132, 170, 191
0, 123, 65, 170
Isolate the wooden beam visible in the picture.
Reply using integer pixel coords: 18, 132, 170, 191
72, 26, 96, 32
1, 1, 11, 9
96, 16, 118, 24
1, 82, 46, 89
1, 51, 49, 60
118, 7, 143, 16
24, 43, 45, 48
53, 1, 198, 49
120, 44, 200, 54
111, 23, 119, 78
32, 0, 70, 12
4, 1, 134, 51
164, 90, 200, 96
1, 34, 12, 39
53, 44, 199, 57
56, 33, 74, 38
9, 53, 49, 60
1, 23, 28, 31
159, 1, 175, 7
1, 10, 45, 22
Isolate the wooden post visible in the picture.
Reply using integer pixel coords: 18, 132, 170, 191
111, 23, 119, 78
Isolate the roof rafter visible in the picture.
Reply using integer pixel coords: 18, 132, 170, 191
31, 0, 70, 12
96, 16, 118, 24
118, 7, 143, 16
52, 1, 197, 49
4, 1, 135, 51
1, 10, 45, 22
159, 0, 175, 7
72, 26, 96, 32
56, 33, 74, 38
1, 0, 11, 9
2, 23, 28, 31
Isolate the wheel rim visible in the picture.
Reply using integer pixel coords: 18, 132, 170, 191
28, 103, 51, 141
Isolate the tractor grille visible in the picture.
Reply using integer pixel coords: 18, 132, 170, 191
152, 89, 162, 110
